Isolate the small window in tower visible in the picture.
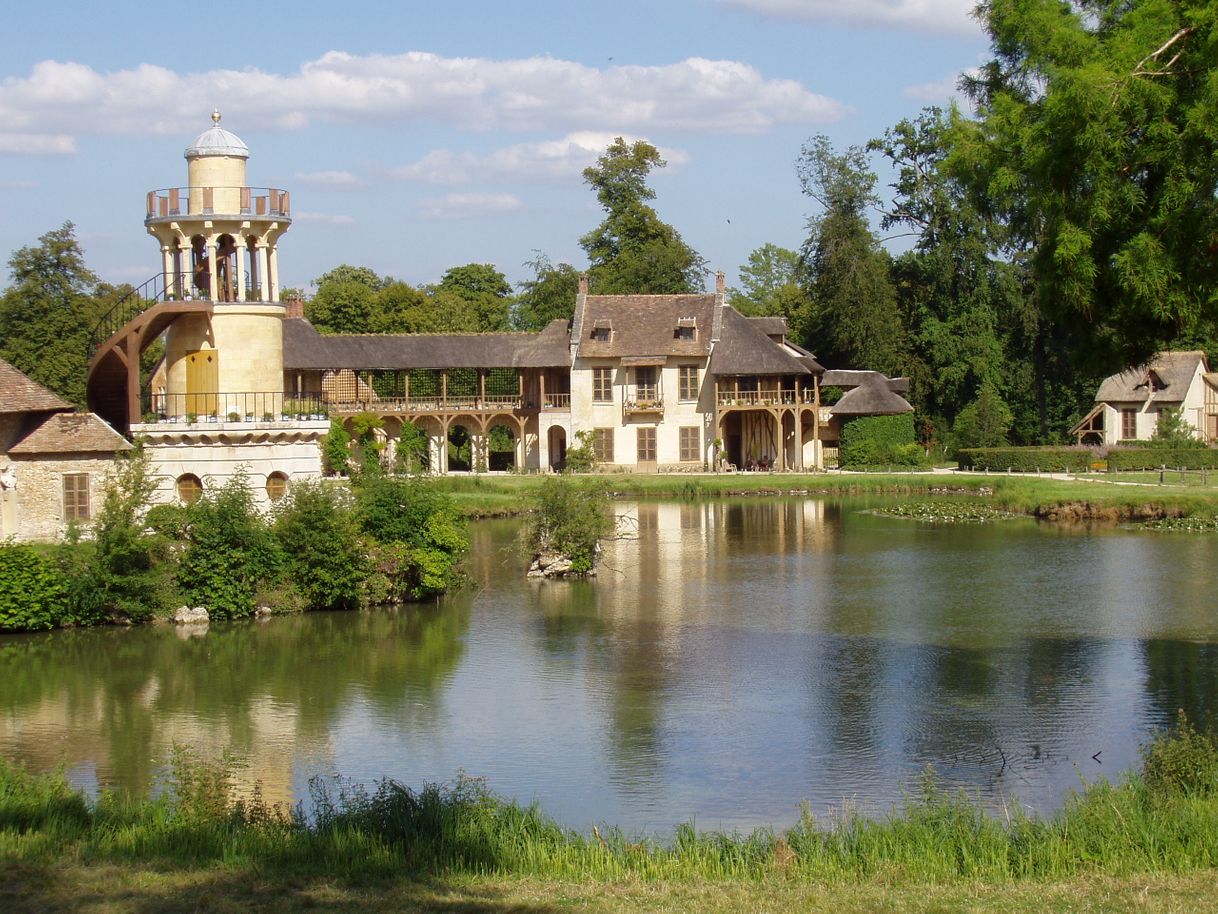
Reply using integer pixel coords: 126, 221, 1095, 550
266, 472, 290, 502
177, 473, 204, 505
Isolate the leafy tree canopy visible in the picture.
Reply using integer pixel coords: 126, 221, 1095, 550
513, 253, 580, 331
0, 222, 113, 406
580, 138, 705, 294
797, 137, 906, 376
957, 0, 1218, 368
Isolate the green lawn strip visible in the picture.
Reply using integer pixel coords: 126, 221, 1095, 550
4, 863, 1218, 914
432, 473, 1218, 524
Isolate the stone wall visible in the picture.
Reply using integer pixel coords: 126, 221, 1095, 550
3, 453, 116, 542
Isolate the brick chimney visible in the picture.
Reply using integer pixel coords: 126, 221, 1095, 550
283, 292, 304, 320
715, 270, 726, 294
578, 273, 589, 295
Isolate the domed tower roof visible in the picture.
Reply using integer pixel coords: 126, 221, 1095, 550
184, 109, 249, 160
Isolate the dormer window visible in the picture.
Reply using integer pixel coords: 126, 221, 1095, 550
675, 317, 697, 341
591, 319, 612, 342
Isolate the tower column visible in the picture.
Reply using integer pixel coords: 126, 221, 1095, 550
255, 242, 269, 300
206, 236, 219, 302
234, 244, 247, 302
268, 246, 280, 302
160, 245, 173, 295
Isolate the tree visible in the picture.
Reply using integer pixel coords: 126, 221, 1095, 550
434, 263, 513, 332
797, 137, 906, 375
0, 223, 108, 405
580, 138, 705, 294
312, 264, 387, 292
307, 279, 379, 333
513, 253, 580, 331
957, 0, 1218, 369
952, 378, 1014, 449
730, 244, 813, 335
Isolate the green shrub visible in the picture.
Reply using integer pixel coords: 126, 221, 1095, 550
839, 414, 923, 467
1107, 447, 1218, 470
958, 447, 1095, 472
563, 430, 596, 474
177, 474, 283, 620
353, 476, 467, 600
530, 476, 614, 573
952, 379, 1013, 449
1141, 711, 1218, 799
274, 481, 365, 611
85, 445, 176, 622
1149, 407, 1207, 449
322, 419, 351, 476
0, 543, 70, 631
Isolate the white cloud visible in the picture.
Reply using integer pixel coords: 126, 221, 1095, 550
390, 132, 690, 186
294, 170, 361, 187
0, 53, 844, 145
720, 0, 979, 35
293, 211, 356, 225
0, 132, 76, 155
417, 192, 524, 221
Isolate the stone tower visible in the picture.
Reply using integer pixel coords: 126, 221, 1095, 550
143, 111, 291, 419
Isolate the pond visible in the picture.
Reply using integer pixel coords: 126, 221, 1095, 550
2, 498, 1216, 834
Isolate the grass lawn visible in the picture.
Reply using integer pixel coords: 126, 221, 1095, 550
6, 864, 1218, 913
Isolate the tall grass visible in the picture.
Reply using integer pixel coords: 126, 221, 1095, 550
4, 722, 1218, 884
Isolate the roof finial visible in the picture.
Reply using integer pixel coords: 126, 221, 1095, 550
211, 107, 222, 125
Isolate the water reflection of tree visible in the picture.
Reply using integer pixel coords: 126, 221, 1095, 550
0, 602, 470, 795
1142, 639, 1218, 730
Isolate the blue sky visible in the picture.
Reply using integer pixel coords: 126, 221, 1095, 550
0, 0, 988, 294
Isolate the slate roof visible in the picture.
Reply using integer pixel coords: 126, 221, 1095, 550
283, 318, 571, 370
1094, 350, 1207, 404
708, 306, 810, 377
9, 412, 132, 455
747, 316, 788, 338
0, 357, 71, 414
574, 294, 715, 359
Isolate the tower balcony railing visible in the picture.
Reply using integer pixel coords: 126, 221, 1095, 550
138, 391, 327, 425
145, 186, 291, 220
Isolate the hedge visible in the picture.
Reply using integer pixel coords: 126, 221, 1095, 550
957, 447, 1096, 472
840, 414, 922, 468
1107, 448, 1218, 471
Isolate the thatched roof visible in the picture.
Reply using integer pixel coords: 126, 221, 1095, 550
0, 357, 71, 414
283, 318, 571, 371
822, 369, 909, 394
1095, 350, 1207, 404
830, 375, 914, 417
708, 306, 810, 377
747, 316, 787, 339
786, 341, 826, 375
9, 412, 131, 455
574, 294, 715, 359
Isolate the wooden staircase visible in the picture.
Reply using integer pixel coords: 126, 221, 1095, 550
86, 274, 213, 433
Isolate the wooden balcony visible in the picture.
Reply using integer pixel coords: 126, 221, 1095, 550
716, 390, 813, 407
543, 393, 571, 410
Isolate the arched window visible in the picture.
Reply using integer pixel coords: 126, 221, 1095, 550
176, 473, 203, 505
265, 472, 289, 502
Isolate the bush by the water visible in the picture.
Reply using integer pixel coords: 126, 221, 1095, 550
957, 447, 1094, 472
274, 481, 365, 611
530, 476, 614, 573
0, 543, 68, 631
839, 414, 924, 468
1107, 447, 1218, 471
354, 474, 469, 601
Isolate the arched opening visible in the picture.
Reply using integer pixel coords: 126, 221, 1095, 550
215, 234, 238, 302
395, 422, 431, 474
548, 426, 567, 471
487, 422, 517, 471
176, 473, 203, 505
447, 424, 474, 472
190, 235, 208, 299
265, 471, 289, 502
